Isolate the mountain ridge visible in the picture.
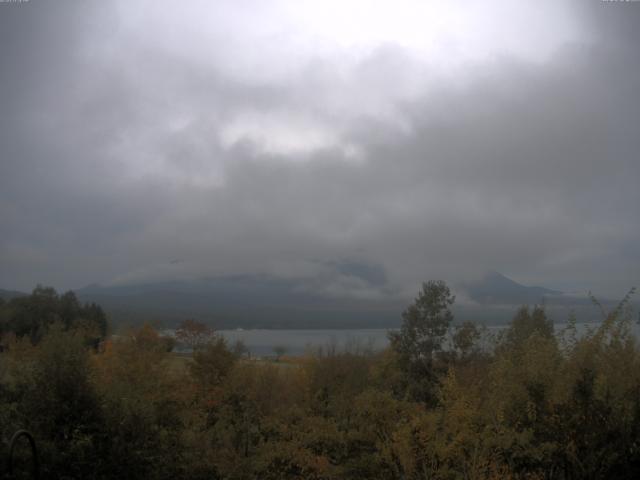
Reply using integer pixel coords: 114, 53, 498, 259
462, 271, 564, 306
3, 272, 620, 328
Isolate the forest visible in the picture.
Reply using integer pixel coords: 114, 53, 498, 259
0, 281, 639, 479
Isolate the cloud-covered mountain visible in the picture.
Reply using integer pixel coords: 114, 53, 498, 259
72, 271, 619, 329
1, 1, 638, 298
75, 273, 404, 329
462, 271, 563, 305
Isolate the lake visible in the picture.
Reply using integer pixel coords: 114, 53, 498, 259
217, 328, 391, 356
215, 320, 634, 357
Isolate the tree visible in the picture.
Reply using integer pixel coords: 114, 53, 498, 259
502, 305, 553, 352
388, 280, 455, 403
15, 325, 105, 478
4, 286, 108, 344
93, 323, 188, 479
273, 345, 287, 361
9, 285, 60, 342
175, 319, 215, 351
232, 339, 250, 358
452, 321, 482, 360
190, 337, 237, 390
389, 280, 455, 362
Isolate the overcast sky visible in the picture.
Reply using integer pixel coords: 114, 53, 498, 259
1, 0, 638, 299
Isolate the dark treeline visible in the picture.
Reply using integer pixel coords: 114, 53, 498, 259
0, 282, 639, 479
0, 286, 108, 345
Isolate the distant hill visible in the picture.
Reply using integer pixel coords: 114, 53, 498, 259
457, 272, 629, 325
462, 271, 564, 305
0, 288, 27, 301
75, 272, 618, 329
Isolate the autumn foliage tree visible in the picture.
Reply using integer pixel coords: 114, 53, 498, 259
175, 318, 215, 351
2, 281, 640, 479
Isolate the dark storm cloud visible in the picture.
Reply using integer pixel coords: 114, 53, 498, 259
0, 0, 638, 299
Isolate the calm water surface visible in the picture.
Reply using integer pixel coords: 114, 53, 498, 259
215, 321, 634, 356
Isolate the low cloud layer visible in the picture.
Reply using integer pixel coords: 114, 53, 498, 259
1, 0, 638, 299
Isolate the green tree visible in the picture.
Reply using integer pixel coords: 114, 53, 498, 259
502, 305, 554, 352
8, 285, 60, 342
12, 325, 105, 478
452, 320, 483, 360
389, 280, 455, 362
3, 286, 107, 344
388, 280, 455, 403
273, 345, 287, 361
